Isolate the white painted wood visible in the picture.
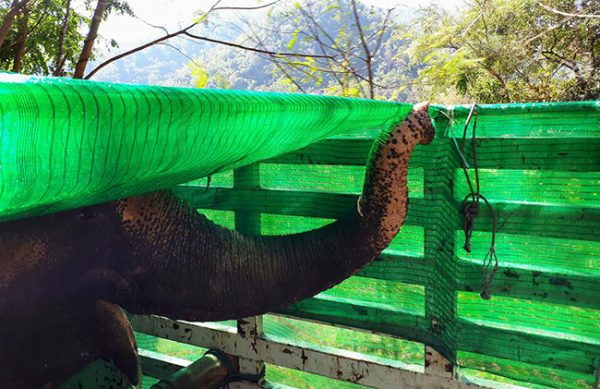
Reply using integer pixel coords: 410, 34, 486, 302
425, 346, 454, 378
131, 315, 485, 389
233, 316, 266, 389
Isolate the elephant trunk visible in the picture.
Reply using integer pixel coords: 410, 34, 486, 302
115, 103, 435, 321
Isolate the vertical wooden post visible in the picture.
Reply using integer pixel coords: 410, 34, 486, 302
231, 164, 266, 388
423, 115, 459, 378
234, 164, 261, 235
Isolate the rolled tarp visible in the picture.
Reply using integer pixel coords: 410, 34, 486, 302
0, 73, 412, 222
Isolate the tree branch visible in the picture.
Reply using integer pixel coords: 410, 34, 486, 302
84, 22, 197, 79
74, 0, 109, 79
210, 0, 280, 12
0, 0, 34, 49
0, 0, 46, 53
538, 2, 600, 19
524, 15, 575, 45
84, 0, 328, 80
351, 0, 374, 98
53, 0, 72, 76
249, 30, 307, 93
372, 7, 395, 58
183, 31, 334, 59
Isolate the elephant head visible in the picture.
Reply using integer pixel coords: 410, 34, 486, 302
0, 102, 434, 387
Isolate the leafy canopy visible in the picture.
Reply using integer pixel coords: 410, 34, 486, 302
406, 0, 600, 103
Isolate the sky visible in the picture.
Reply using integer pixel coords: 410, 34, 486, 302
95, 0, 461, 48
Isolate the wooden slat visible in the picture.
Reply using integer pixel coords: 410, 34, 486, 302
357, 254, 429, 285
266, 137, 600, 172
266, 138, 431, 168
278, 294, 430, 346
457, 260, 600, 309
176, 186, 600, 242
472, 202, 600, 242
131, 315, 483, 389
361, 253, 600, 309
462, 138, 600, 172
444, 102, 600, 138
457, 318, 600, 375
175, 186, 414, 221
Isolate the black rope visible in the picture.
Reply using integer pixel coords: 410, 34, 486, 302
452, 104, 499, 300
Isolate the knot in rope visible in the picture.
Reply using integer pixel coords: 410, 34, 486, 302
462, 195, 481, 253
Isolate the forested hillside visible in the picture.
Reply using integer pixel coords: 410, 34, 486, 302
90, 0, 420, 101
1, 0, 598, 102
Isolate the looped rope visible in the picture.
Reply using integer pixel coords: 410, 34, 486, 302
204, 348, 266, 389
452, 104, 499, 300
462, 193, 480, 253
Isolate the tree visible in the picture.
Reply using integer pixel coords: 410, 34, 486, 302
74, 0, 132, 78
0, 0, 132, 77
1, 0, 85, 75
244, 0, 409, 99
406, 0, 600, 103
1, 0, 412, 101
0, 0, 32, 49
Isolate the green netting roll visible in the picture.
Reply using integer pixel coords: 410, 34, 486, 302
0, 73, 412, 222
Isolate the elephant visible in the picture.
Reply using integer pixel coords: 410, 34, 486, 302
0, 102, 435, 388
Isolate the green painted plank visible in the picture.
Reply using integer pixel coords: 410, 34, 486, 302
267, 137, 600, 172
265, 138, 432, 169
457, 290, 600, 374
459, 351, 596, 389
263, 314, 424, 369
259, 163, 424, 197
456, 230, 600, 308
135, 332, 207, 362
279, 297, 430, 346
458, 292, 600, 347
458, 317, 600, 375
266, 364, 366, 389
455, 170, 600, 209
457, 260, 600, 309
279, 277, 429, 345
444, 101, 600, 138
460, 138, 600, 172
356, 254, 429, 285
179, 187, 600, 241
472, 201, 600, 241
258, 213, 424, 258
175, 186, 419, 222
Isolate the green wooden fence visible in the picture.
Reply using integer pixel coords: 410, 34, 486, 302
153, 101, 600, 388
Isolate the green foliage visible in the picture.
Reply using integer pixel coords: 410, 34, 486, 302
0, 0, 88, 75
0, 0, 133, 76
406, 0, 600, 103
105, 0, 133, 18
188, 61, 209, 88
253, 0, 410, 99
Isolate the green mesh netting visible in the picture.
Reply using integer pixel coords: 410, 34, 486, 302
2, 73, 599, 388
170, 101, 599, 388
0, 72, 411, 222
